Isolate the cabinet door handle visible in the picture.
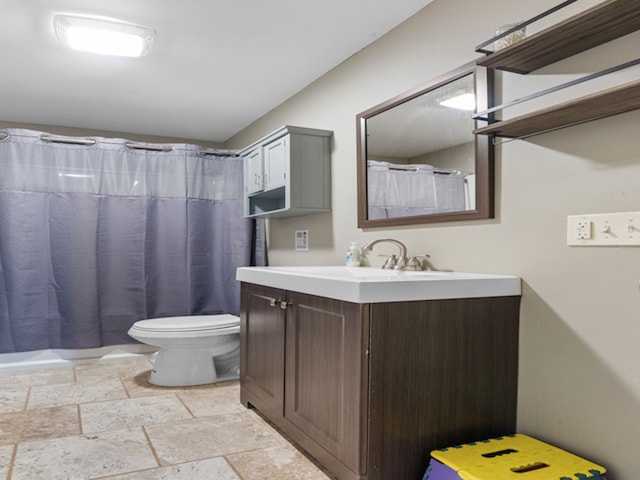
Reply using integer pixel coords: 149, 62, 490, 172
263, 297, 288, 309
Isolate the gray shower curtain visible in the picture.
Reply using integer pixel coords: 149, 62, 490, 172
0, 128, 264, 353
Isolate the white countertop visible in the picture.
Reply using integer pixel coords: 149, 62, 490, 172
236, 266, 521, 303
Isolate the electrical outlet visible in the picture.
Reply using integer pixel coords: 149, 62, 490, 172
567, 212, 640, 246
295, 230, 309, 251
576, 219, 591, 240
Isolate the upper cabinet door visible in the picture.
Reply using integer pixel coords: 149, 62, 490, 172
263, 136, 288, 191
244, 147, 264, 195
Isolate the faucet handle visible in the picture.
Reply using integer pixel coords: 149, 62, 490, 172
404, 256, 423, 271
382, 254, 398, 269
393, 256, 408, 270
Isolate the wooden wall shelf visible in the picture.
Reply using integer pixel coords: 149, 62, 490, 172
474, 0, 640, 139
473, 79, 640, 138
477, 0, 640, 74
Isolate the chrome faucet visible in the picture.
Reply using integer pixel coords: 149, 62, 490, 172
360, 238, 424, 271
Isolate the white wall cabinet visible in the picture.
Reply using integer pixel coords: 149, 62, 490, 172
239, 125, 332, 218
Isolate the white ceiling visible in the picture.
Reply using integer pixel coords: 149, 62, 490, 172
1, 0, 433, 143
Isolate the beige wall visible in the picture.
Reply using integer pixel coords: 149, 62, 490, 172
227, 1, 640, 477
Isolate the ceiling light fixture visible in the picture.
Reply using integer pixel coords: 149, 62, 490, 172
439, 93, 476, 111
54, 14, 155, 57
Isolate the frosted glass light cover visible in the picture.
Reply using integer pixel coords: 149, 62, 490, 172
54, 14, 155, 57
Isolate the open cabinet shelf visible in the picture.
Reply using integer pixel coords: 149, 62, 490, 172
476, 0, 640, 74
474, 0, 640, 139
473, 79, 640, 138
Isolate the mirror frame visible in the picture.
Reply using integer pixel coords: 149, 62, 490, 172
356, 61, 494, 228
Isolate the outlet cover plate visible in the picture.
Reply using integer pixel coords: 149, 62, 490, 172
567, 211, 640, 246
295, 230, 309, 251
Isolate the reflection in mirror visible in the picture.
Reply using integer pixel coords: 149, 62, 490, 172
357, 62, 494, 228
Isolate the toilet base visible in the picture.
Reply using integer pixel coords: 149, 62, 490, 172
149, 347, 238, 387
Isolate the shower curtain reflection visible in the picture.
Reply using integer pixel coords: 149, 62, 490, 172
0, 128, 263, 354
367, 160, 467, 219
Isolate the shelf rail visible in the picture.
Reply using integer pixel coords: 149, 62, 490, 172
473, 56, 640, 122
475, 0, 579, 54
486, 116, 617, 145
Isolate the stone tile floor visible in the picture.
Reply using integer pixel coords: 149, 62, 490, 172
0, 356, 334, 480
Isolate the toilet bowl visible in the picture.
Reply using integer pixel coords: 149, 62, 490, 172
127, 314, 240, 387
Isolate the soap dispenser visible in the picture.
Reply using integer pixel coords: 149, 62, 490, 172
346, 241, 361, 267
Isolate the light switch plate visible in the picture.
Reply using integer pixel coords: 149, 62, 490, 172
567, 211, 640, 246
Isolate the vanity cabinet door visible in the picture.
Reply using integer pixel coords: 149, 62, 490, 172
366, 296, 520, 480
283, 291, 370, 476
240, 283, 286, 418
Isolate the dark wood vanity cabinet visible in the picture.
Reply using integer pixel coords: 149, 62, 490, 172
240, 282, 520, 480
239, 283, 286, 420
240, 284, 368, 478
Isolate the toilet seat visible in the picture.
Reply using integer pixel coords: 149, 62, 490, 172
130, 314, 239, 333
129, 314, 240, 340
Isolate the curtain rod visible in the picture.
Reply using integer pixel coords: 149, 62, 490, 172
0, 130, 240, 157
384, 165, 462, 175
41, 134, 97, 146
125, 142, 173, 152
198, 148, 240, 157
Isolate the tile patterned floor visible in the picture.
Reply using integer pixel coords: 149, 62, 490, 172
0, 357, 334, 480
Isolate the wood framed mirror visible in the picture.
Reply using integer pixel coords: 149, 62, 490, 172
356, 61, 494, 228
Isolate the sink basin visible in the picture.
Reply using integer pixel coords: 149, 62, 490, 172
236, 266, 521, 303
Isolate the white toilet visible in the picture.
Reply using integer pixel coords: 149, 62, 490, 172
127, 314, 240, 387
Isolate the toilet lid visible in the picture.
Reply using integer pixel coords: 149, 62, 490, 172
131, 314, 239, 333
